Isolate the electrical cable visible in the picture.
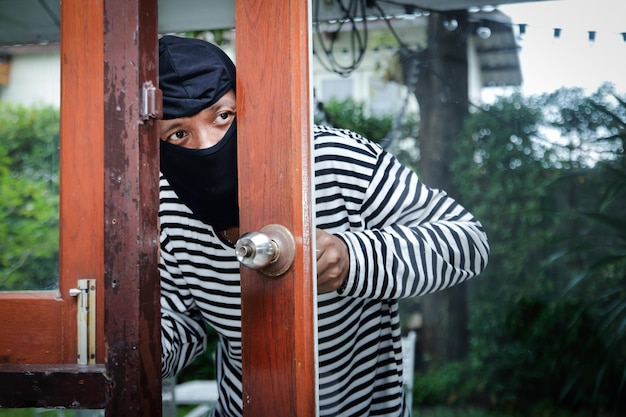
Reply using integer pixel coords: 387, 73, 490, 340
313, 0, 510, 121
313, 0, 370, 77
371, 1, 411, 50
313, 0, 427, 77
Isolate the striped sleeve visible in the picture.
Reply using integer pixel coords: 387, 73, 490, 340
314, 126, 489, 300
159, 230, 208, 378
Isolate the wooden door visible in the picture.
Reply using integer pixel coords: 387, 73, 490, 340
0, 0, 105, 369
0, 0, 316, 415
236, 1, 317, 416
0, 0, 161, 414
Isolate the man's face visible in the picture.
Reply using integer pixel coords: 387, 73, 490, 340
159, 89, 236, 149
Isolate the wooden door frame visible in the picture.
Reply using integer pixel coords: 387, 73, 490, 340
236, 1, 317, 416
0, 0, 316, 415
0, 0, 161, 414
102, 0, 161, 414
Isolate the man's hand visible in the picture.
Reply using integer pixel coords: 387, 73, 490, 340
316, 229, 349, 294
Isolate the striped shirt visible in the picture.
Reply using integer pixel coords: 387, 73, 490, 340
159, 125, 489, 416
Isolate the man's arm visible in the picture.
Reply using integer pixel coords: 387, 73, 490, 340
159, 234, 208, 378
314, 130, 489, 299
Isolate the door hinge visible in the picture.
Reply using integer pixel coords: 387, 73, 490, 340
69, 278, 97, 365
140, 80, 162, 122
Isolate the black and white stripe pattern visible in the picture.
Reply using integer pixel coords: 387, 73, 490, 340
159, 125, 489, 416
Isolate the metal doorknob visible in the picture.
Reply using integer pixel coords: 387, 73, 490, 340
235, 223, 296, 277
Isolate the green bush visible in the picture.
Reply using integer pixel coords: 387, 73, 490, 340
315, 97, 393, 142
445, 87, 626, 415
413, 362, 469, 405
319, 88, 626, 417
0, 102, 60, 291
176, 326, 220, 382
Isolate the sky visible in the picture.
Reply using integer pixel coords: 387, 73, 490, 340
494, 0, 625, 96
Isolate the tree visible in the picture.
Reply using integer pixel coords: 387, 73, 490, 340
443, 86, 626, 414
410, 10, 472, 365
542, 85, 626, 412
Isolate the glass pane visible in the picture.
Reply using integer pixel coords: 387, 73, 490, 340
0, 5, 60, 291
311, 1, 625, 415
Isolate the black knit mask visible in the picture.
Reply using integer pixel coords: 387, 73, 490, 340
158, 35, 236, 120
160, 121, 239, 230
158, 35, 239, 229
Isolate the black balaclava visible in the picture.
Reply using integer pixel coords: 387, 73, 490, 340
158, 35, 239, 230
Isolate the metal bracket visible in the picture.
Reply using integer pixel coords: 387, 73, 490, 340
140, 80, 162, 122
69, 278, 97, 365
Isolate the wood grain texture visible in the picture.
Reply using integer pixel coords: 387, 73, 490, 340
103, 0, 161, 415
59, 0, 105, 366
0, 364, 110, 408
0, 0, 105, 367
236, 1, 316, 416
0, 0, 162, 414
0, 0, 108, 407
0, 293, 64, 364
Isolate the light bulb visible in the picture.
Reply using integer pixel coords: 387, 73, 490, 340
443, 18, 458, 31
476, 26, 491, 39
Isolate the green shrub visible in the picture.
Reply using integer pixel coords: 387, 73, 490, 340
0, 103, 59, 291
413, 362, 469, 405
447, 87, 626, 416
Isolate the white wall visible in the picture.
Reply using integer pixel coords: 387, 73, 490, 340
0, 45, 413, 120
0, 49, 60, 107
312, 46, 420, 121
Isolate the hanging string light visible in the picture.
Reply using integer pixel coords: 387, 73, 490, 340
476, 26, 492, 39
312, 0, 626, 79
443, 18, 459, 31
510, 21, 625, 44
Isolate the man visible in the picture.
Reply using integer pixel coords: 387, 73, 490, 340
158, 34, 489, 417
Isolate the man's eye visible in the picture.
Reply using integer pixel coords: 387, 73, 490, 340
218, 112, 231, 120
167, 130, 187, 141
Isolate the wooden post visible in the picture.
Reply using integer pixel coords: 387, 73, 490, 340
236, 1, 317, 416
103, 0, 162, 415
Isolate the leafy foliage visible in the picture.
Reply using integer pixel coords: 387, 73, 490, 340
431, 86, 626, 415
0, 103, 59, 290
315, 89, 625, 415
316, 97, 394, 141
316, 96, 421, 168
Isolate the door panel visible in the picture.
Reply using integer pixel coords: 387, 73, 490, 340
0, 293, 64, 363
236, 1, 317, 416
102, 0, 161, 414
0, 0, 314, 414
0, 0, 104, 367
0, 0, 161, 414
58, 0, 105, 365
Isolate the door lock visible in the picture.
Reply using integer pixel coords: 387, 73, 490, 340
235, 224, 296, 277
69, 278, 97, 365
